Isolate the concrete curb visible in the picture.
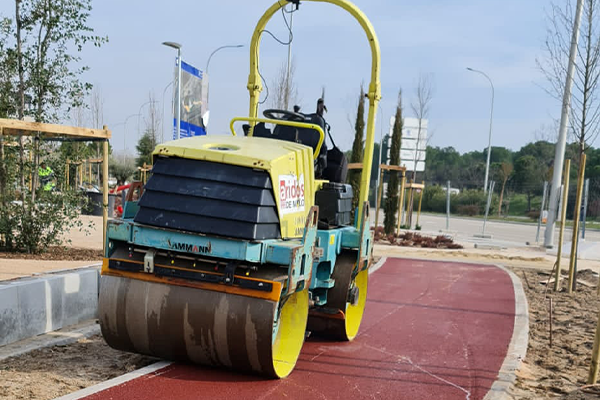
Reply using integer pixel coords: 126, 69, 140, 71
369, 256, 387, 275
483, 264, 529, 400
0, 265, 101, 347
54, 361, 172, 400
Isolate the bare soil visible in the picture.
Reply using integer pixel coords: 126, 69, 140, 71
0, 246, 102, 261
510, 268, 600, 399
0, 335, 156, 400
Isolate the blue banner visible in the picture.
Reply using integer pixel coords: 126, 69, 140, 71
173, 60, 209, 140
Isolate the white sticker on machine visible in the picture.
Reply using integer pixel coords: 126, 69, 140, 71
278, 174, 305, 215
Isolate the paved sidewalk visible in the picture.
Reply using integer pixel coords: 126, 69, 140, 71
58, 258, 524, 400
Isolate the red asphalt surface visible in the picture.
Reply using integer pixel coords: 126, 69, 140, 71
81, 258, 516, 400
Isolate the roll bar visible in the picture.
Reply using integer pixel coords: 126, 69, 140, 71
247, 0, 381, 227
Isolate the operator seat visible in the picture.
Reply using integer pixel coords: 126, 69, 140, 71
272, 113, 328, 178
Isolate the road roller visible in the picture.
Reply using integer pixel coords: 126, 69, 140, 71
99, 0, 381, 378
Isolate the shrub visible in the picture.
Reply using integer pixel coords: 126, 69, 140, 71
0, 191, 90, 253
457, 204, 479, 216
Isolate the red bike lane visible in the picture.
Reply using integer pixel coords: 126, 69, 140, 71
65, 258, 518, 400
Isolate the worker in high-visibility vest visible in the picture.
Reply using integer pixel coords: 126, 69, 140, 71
39, 162, 55, 191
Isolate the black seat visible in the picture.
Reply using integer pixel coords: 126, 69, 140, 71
272, 114, 327, 177
243, 122, 272, 137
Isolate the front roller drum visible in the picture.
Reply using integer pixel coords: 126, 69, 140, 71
99, 275, 308, 378
308, 252, 369, 340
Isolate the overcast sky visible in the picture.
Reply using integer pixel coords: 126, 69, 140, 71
1, 0, 566, 154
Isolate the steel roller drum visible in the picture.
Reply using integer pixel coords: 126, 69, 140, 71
99, 275, 309, 378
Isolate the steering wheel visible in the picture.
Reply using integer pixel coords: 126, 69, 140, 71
263, 109, 305, 122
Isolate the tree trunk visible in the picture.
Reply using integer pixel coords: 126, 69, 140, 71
0, 129, 5, 205
15, 0, 26, 202
498, 178, 507, 217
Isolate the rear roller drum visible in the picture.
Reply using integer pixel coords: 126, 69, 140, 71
308, 251, 369, 341
99, 275, 308, 378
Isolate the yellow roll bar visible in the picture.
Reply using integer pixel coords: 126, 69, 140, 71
248, 0, 381, 227
230, 116, 325, 158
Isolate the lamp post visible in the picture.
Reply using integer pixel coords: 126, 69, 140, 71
206, 44, 244, 75
467, 67, 494, 193
204, 44, 244, 132
137, 99, 159, 140
162, 41, 182, 140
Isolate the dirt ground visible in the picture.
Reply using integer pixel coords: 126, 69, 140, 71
0, 247, 102, 261
0, 334, 156, 400
0, 247, 101, 281
509, 268, 600, 399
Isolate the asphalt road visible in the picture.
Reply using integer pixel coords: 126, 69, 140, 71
372, 211, 600, 248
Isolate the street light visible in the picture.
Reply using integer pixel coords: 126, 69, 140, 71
162, 41, 182, 140
137, 99, 159, 139
466, 67, 495, 193
206, 44, 244, 75
204, 44, 244, 133
110, 113, 141, 162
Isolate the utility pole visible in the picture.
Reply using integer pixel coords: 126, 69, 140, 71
285, 3, 294, 110
544, 0, 584, 248
466, 68, 494, 194
162, 42, 182, 140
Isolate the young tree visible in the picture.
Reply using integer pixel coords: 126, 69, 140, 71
348, 85, 365, 212
270, 59, 299, 110
136, 92, 160, 168
538, 0, 600, 158
410, 73, 434, 181
0, 17, 17, 204
12, 0, 107, 200
495, 162, 513, 216
0, 0, 106, 253
383, 90, 403, 234
109, 156, 136, 186
89, 88, 104, 181
514, 155, 545, 211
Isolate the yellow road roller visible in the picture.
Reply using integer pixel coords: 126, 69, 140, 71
99, 0, 381, 378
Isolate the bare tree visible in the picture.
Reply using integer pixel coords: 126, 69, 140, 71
90, 88, 104, 180
409, 73, 434, 181
270, 59, 299, 110
497, 162, 513, 216
136, 92, 160, 168
538, 0, 600, 156
90, 88, 104, 130
532, 122, 559, 142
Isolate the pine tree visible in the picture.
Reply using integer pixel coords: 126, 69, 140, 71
136, 130, 157, 168
383, 90, 403, 235
348, 85, 365, 212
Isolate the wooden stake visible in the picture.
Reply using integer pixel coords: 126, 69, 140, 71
549, 297, 553, 347
555, 159, 571, 292
588, 308, 600, 384
568, 154, 586, 294
374, 168, 384, 231
396, 171, 406, 234
102, 136, 109, 255
416, 181, 424, 227
65, 160, 70, 190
